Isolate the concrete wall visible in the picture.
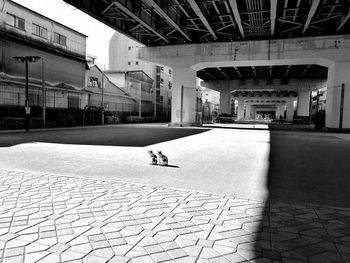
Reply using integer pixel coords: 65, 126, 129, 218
140, 35, 350, 69
202, 79, 326, 93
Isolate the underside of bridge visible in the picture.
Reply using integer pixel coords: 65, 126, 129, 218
65, 0, 350, 131
65, 0, 350, 45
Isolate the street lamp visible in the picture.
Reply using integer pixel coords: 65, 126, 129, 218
101, 73, 105, 125
13, 56, 41, 131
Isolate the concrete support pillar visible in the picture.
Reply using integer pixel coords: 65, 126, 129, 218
250, 105, 255, 119
245, 105, 252, 119
297, 90, 311, 117
326, 62, 350, 131
237, 99, 244, 120
219, 90, 231, 115
171, 67, 197, 125
286, 101, 294, 120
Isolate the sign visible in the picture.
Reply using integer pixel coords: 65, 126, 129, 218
25, 107, 31, 115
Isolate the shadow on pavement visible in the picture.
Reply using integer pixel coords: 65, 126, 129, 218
253, 129, 350, 261
0, 126, 211, 147
204, 123, 317, 132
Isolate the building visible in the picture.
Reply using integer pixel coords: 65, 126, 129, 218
85, 64, 137, 114
0, 0, 91, 128
104, 70, 154, 116
201, 87, 220, 122
109, 32, 172, 118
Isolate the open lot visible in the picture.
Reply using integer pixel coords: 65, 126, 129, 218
1, 124, 350, 207
1, 124, 350, 262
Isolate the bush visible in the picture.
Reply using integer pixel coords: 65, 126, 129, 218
0, 117, 25, 129
105, 115, 121, 124
126, 116, 144, 123
30, 117, 43, 128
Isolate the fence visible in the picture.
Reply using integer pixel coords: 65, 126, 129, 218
0, 85, 164, 129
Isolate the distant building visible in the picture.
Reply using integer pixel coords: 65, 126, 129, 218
104, 70, 154, 116
109, 32, 172, 117
0, 0, 88, 112
85, 65, 137, 113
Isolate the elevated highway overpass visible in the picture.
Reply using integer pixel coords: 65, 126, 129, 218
64, 0, 350, 131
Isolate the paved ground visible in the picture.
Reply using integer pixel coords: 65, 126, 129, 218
1, 169, 350, 263
1, 124, 350, 262
0, 125, 271, 201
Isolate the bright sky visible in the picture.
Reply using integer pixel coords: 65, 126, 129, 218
12, 0, 115, 69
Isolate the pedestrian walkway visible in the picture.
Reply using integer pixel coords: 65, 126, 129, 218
0, 169, 349, 263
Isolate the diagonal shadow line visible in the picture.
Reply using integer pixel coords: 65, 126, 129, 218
0, 126, 211, 147
253, 129, 350, 262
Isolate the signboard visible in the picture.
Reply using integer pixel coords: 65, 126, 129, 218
25, 107, 31, 115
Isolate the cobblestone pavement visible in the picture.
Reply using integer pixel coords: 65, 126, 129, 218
0, 169, 350, 263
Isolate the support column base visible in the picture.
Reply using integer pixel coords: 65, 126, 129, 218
168, 122, 202, 127
325, 127, 350, 133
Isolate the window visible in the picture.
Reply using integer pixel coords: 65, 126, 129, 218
53, 32, 67, 46
168, 82, 172, 90
68, 96, 80, 109
6, 13, 25, 30
128, 61, 131, 65
135, 61, 139, 65
32, 23, 47, 39
28, 92, 41, 106
169, 69, 172, 76
128, 46, 131, 50
88, 77, 99, 87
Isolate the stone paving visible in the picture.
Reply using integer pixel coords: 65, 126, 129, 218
0, 169, 349, 263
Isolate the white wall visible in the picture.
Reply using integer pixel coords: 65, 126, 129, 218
1, 0, 86, 56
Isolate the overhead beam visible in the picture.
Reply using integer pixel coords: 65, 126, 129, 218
101, 2, 115, 15
205, 71, 216, 80
112, 1, 169, 43
228, 0, 245, 37
302, 0, 321, 34
315, 68, 327, 78
217, 68, 229, 79
251, 66, 257, 78
284, 65, 292, 77
234, 67, 243, 78
336, 2, 350, 32
277, 18, 303, 26
311, 15, 342, 25
270, 0, 278, 35
186, 0, 217, 40
143, 0, 192, 42
300, 65, 311, 77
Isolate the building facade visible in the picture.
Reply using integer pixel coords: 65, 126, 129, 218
104, 70, 154, 116
109, 32, 172, 117
0, 0, 87, 116
85, 64, 137, 114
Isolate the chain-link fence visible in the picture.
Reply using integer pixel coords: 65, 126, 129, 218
0, 85, 162, 129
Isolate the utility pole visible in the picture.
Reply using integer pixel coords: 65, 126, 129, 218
139, 82, 142, 118
13, 56, 40, 131
24, 59, 29, 131
101, 73, 104, 125
42, 58, 46, 127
